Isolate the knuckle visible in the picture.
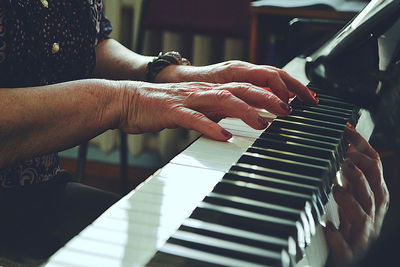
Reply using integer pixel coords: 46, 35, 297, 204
215, 90, 233, 101
267, 69, 281, 79
223, 60, 243, 71
189, 111, 205, 123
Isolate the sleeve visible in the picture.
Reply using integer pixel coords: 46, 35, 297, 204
98, 9, 112, 41
89, 0, 112, 44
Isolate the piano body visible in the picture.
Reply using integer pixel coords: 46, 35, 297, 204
45, 0, 400, 266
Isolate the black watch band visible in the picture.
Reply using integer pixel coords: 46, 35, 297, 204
145, 51, 190, 82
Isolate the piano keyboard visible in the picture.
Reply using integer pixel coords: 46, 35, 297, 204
44, 58, 373, 267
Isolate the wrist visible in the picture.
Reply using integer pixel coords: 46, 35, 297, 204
97, 80, 129, 130
146, 51, 190, 83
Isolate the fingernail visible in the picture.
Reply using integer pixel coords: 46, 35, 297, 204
346, 122, 355, 131
280, 103, 292, 114
309, 89, 317, 97
326, 221, 337, 232
221, 129, 232, 139
258, 117, 269, 128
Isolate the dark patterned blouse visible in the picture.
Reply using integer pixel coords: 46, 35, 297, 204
0, 0, 112, 188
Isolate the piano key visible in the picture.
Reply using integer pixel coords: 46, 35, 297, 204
239, 151, 329, 178
291, 103, 353, 119
316, 97, 355, 110
224, 171, 323, 203
154, 243, 278, 267
167, 230, 284, 265
189, 202, 306, 252
183, 217, 292, 247
230, 164, 328, 198
254, 136, 339, 177
272, 119, 344, 139
148, 251, 226, 267
202, 192, 312, 244
258, 127, 345, 170
45, 248, 124, 266
171, 135, 257, 172
266, 124, 341, 144
289, 109, 348, 124
279, 115, 345, 131
219, 173, 324, 227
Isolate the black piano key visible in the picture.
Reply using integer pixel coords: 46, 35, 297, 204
317, 97, 355, 110
224, 171, 321, 201
213, 180, 311, 211
263, 126, 345, 169
291, 103, 353, 119
239, 152, 329, 178
290, 109, 348, 125
292, 98, 353, 115
180, 218, 292, 255
148, 251, 224, 267
252, 138, 337, 178
204, 192, 305, 225
231, 164, 329, 199
259, 132, 339, 152
278, 115, 345, 131
202, 192, 313, 246
247, 146, 332, 170
272, 119, 344, 138
190, 202, 302, 246
267, 124, 340, 144
167, 231, 284, 266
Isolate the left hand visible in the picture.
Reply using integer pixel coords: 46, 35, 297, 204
155, 60, 317, 105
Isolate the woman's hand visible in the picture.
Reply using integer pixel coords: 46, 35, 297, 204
325, 125, 390, 267
155, 60, 318, 105
117, 80, 294, 141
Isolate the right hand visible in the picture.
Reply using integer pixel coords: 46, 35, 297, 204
117, 81, 294, 141
324, 125, 390, 266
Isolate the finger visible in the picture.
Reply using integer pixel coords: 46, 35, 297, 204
345, 123, 380, 160
341, 158, 375, 218
348, 152, 386, 204
263, 69, 290, 103
186, 90, 269, 130
273, 68, 318, 105
348, 152, 389, 229
173, 107, 233, 141
325, 221, 353, 267
218, 83, 292, 116
338, 206, 351, 241
332, 185, 368, 227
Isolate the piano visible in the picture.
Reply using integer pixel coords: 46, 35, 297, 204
44, 0, 400, 266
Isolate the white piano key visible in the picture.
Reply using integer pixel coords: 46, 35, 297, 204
92, 216, 176, 237
219, 118, 267, 138
63, 235, 163, 264
80, 224, 169, 249
171, 135, 256, 172
45, 248, 123, 267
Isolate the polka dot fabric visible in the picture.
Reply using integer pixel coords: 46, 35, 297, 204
0, 0, 112, 188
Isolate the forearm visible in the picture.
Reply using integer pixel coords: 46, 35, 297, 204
93, 38, 154, 81
0, 79, 122, 167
